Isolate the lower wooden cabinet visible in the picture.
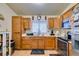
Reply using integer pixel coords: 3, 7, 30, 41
12, 32, 21, 49
22, 45, 31, 49
21, 36, 56, 50
38, 39, 44, 49
22, 38, 32, 49
45, 37, 56, 49
31, 39, 38, 49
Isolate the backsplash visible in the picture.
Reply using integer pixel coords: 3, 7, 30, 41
53, 28, 71, 37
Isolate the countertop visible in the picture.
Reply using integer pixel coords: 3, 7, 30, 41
22, 35, 56, 38
57, 37, 72, 43
22, 34, 72, 43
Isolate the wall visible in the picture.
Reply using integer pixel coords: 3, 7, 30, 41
0, 3, 17, 40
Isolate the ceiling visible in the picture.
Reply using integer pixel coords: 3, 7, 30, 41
7, 3, 71, 15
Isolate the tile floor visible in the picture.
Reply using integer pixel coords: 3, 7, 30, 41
12, 50, 79, 56
72, 50, 79, 56
12, 50, 59, 56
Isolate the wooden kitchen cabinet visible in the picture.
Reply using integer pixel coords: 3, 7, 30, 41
22, 37, 32, 49
54, 16, 62, 29
48, 17, 62, 29
21, 36, 56, 50
12, 16, 22, 49
48, 18, 54, 29
32, 39, 45, 49
62, 9, 73, 20
12, 16, 57, 50
12, 32, 21, 49
45, 37, 56, 49
22, 37, 44, 49
38, 39, 44, 49
31, 37, 44, 49
12, 16, 22, 32
22, 38, 31, 45
22, 45, 31, 49
22, 17, 31, 32
67, 41, 72, 56
31, 39, 38, 49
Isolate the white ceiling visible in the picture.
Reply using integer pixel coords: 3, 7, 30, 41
7, 3, 71, 15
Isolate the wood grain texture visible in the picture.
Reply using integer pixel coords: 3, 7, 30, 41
12, 16, 22, 49
22, 36, 56, 50
48, 18, 54, 29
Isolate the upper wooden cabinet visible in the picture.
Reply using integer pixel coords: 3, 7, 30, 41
48, 18, 54, 29
54, 16, 62, 29
62, 9, 73, 20
12, 16, 22, 32
22, 17, 31, 33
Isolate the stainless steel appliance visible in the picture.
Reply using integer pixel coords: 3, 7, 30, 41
57, 37, 68, 56
72, 4, 79, 51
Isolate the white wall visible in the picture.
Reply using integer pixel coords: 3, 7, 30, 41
0, 3, 17, 40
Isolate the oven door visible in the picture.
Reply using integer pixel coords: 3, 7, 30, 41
58, 38, 68, 56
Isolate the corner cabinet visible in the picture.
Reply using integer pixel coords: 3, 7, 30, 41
12, 16, 22, 49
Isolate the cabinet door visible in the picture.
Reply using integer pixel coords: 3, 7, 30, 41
12, 32, 21, 49
12, 16, 22, 32
22, 38, 32, 49
63, 9, 72, 20
45, 37, 55, 49
48, 18, 54, 29
54, 16, 62, 29
31, 39, 38, 49
38, 39, 44, 49
22, 45, 31, 49
23, 18, 31, 30
12, 16, 22, 49
54, 18, 58, 29
21, 37, 32, 49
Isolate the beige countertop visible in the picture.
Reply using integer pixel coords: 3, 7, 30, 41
68, 40, 72, 43
22, 33, 57, 37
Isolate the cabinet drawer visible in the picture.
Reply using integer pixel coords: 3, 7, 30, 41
22, 37, 30, 40
22, 39, 31, 44
22, 44, 31, 49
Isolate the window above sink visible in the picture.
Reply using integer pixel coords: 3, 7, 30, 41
31, 19, 48, 35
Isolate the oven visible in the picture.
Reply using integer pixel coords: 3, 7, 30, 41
57, 37, 68, 56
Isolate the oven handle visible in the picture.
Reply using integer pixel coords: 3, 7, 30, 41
58, 39, 68, 44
